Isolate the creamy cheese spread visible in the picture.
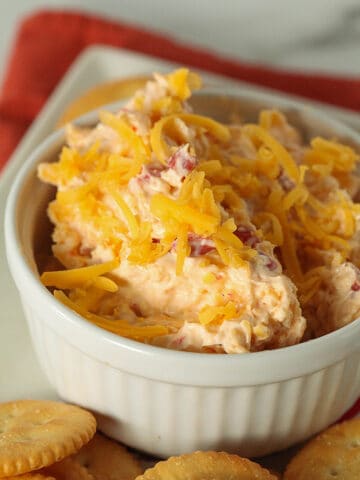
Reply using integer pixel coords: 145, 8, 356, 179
38, 68, 360, 353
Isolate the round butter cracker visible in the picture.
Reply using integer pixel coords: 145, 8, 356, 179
42, 457, 94, 480
2, 474, 55, 480
284, 417, 360, 479
72, 433, 143, 480
0, 400, 96, 478
135, 451, 277, 479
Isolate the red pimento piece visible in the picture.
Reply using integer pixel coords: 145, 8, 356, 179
351, 281, 360, 291
258, 252, 279, 272
147, 165, 164, 177
79, 245, 93, 256
131, 303, 142, 316
234, 225, 260, 248
137, 167, 150, 183
137, 165, 164, 183
173, 335, 185, 347
265, 257, 278, 271
167, 145, 197, 179
190, 242, 215, 256
188, 234, 215, 257
139, 173, 150, 182
170, 234, 215, 256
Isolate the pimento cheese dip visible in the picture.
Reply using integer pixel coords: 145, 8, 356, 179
38, 68, 360, 353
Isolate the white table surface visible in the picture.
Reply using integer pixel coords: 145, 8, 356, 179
1, 0, 360, 89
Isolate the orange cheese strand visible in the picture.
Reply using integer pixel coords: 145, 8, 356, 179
38, 143, 109, 187
256, 146, 280, 179
166, 68, 202, 100
54, 290, 169, 339
41, 260, 119, 289
150, 193, 220, 236
295, 204, 352, 256
178, 114, 231, 142
253, 212, 284, 246
215, 224, 244, 250
92, 276, 119, 293
178, 171, 207, 204
244, 124, 300, 182
299, 276, 322, 303
337, 191, 355, 237
305, 137, 359, 173
200, 188, 221, 220
283, 184, 308, 211
150, 113, 230, 163
176, 224, 191, 275
97, 154, 143, 184
151, 97, 183, 116
128, 222, 171, 265
199, 301, 238, 325
281, 228, 303, 282
111, 191, 139, 238
263, 187, 303, 280
100, 111, 150, 159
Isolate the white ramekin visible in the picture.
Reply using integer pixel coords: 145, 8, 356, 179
5, 89, 360, 458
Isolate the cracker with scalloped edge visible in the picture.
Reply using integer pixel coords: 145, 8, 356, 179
284, 417, 360, 479
72, 432, 143, 480
2, 474, 55, 480
134, 451, 277, 479
41, 457, 94, 480
0, 400, 96, 478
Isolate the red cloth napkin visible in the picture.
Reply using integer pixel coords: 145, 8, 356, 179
0, 9, 359, 418
1, 10, 360, 171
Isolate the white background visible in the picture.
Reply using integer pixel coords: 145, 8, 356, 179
1, 0, 360, 86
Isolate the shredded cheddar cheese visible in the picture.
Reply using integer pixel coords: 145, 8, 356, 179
304, 137, 359, 173
41, 260, 119, 289
244, 124, 300, 182
166, 68, 202, 100
253, 212, 284, 246
150, 193, 220, 236
203, 272, 216, 284
54, 290, 169, 339
111, 191, 139, 238
37, 67, 360, 349
150, 113, 230, 164
99, 111, 150, 159
199, 301, 238, 325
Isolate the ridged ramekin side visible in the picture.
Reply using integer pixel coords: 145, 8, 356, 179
22, 299, 360, 458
